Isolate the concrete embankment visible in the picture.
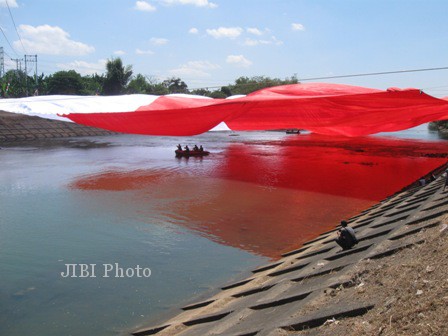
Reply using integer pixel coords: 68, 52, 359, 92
132, 166, 448, 336
0, 111, 114, 142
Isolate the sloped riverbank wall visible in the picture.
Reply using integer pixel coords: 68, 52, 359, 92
0, 111, 114, 142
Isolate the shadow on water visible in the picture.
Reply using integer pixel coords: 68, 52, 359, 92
70, 133, 448, 259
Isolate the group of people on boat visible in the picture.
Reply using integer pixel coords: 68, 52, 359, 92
177, 144, 204, 153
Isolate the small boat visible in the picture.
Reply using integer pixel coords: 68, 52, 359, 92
286, 129, 301, 134
175, 149, 210, 157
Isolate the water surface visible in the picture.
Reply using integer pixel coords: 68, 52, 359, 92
0, 126, 446, 335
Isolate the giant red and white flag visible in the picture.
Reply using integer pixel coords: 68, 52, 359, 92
56, 83, 448, 136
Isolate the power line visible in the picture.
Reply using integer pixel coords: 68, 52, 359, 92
297, 66, 448, 81
189, 66, 448, 90
421, 84, 448, 90
4, 50, 13, 59
0, 24, 19, 58
6, 0, 26, 54
0, 47, 4, 76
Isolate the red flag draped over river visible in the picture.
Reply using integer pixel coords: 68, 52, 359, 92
63, 83, 448, 136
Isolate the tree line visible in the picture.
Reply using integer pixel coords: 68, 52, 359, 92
0, 57, 298, 98
429, 120, 448, 134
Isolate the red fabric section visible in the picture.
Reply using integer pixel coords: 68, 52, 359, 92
64, 83, 448, 137
66, 96, 232, 136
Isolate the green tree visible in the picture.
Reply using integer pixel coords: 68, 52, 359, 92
103, 57, 133, 95
429, 120, 448, 133
127, 74, 150, 94
47, 70, 84, 95
0, 70, 29, 97
220, 86, 232, 97
209, 90, 227, 98
142, 75, 168, 95
228, 75, 299, 95
190, 88, 211, 97
81, 74, 105, 95
147, 83, 169, 95
33, 73, 47, 95
162, 77, 188, 94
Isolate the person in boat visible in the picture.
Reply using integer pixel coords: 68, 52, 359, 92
199, 145, 204, 152
193, 145, 199, 151
177, 144, 182, 151
335, 220, 358, 250
184, 145, 190, 153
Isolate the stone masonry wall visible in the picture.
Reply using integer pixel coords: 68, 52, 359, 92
0, 111, 115, 142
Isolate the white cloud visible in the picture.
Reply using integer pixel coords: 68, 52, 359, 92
291, 23, 305, 31
150, 37, 169, 45
114, 50, 126, 55
15, 24, 94, 56
136, 48, 154, 55
0, 0, 18, 8
161, 0, 217, 8
271, 36, 283, 45
226, 55, 252, 67
206, 27, 243, 39
57, 60, 107, 76
134, 1, 156, 12
243, 38, 259, 47
189, 27, 199, 34
243, 36, 282, 47
246, 28, 263, 36
169, 60, 220, 78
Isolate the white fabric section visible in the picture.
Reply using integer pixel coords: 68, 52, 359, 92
0, 94, 231, 131
0, 94, 159, 121
226, 94, 246, 99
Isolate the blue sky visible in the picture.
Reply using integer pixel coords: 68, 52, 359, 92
1, 0, 448, 96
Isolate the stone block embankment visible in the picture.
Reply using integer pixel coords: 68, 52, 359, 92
0, 111, 115, 142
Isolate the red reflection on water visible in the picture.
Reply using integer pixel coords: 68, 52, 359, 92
70, 134, 447, 259
73, 169, 167, 191
215, 134, 448, 201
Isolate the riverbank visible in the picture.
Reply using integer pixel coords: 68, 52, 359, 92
133, 168, 448, 336
0, 110, 114, 142
298, 213, 447, 336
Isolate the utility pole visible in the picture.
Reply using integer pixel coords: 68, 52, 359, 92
10, 57, 24, 96
24, 54, 38, 96
11, 57, 23, 72
0, 47, 4, 77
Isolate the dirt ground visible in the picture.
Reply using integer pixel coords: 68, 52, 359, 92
284, 215, 448, 336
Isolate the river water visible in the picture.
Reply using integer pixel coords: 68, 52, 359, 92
0, 126, 446, 335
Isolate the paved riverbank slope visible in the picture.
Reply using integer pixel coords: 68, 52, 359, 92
0, 111, 114, 142
133, 167, 448, 336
